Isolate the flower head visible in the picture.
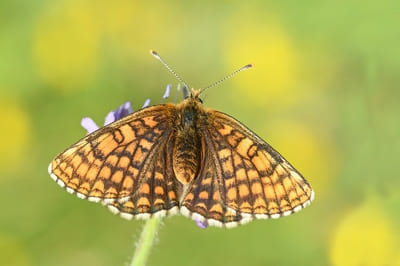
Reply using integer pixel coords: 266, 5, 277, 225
81, 101, 133, 134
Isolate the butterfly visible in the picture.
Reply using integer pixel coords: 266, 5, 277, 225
48, 51, 314, 228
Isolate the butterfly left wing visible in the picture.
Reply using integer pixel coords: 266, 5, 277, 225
48, 104, 176, 204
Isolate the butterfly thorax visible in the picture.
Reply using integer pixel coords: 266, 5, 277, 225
173, 98, 205, 185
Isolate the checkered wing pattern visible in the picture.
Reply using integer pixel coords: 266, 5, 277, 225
181, 110, 314, 228
49, 104, 176, 205
106, 134, 179, 219
180, 143, 243, 227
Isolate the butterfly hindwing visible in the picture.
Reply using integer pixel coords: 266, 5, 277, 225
180, 139, 243, 227
49, 104, 176, 203
106, 133, 180, 219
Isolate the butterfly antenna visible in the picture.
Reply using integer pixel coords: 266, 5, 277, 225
150, 50, 190, 89
199, 64, 253, 95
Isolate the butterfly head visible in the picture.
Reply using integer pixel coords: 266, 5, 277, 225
187, 88, 204, 103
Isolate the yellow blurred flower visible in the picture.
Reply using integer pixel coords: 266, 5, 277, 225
330, 196, 399, 266
32, 0, 179, 91
33, 0, 100, 91
93, 0, 135, 35
0, 97, 30, 174
91, 0, 137, 58
96, 0, 180, 64
223, 7, 302, 109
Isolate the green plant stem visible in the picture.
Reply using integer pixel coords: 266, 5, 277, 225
130, 217, 162, 266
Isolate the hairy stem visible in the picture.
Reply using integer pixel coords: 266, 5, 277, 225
130, 218, 162, 266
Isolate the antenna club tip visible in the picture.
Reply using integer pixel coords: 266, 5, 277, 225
150, 49, 160, 59
239, 64, 253, 71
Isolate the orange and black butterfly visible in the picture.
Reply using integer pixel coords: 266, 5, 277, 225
48, 51, 314, 228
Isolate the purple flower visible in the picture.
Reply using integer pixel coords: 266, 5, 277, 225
80, 117, 101, 134
81, 101, 134, 134
196, 219, 208, 229
79, 85, 208, 228
106, 101, 134, 125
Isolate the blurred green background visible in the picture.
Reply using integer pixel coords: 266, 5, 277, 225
1, 1, 400, 265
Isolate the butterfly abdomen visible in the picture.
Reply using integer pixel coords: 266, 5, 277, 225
173, 128, 201, 185
173, 99, 204, 185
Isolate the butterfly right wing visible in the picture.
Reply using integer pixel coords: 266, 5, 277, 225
181, 109, 314, 228
48, 104, 177, 204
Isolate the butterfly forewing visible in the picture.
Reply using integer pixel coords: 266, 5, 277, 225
49, 104, 176, 203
